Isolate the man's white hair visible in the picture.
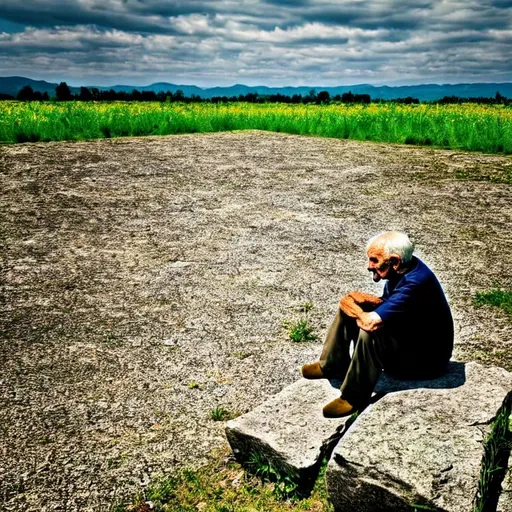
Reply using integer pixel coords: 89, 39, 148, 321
366, 231, 415, 263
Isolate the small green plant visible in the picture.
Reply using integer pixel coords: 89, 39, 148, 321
210, 406, 231, 421
246, 451, 300, 500
283, 301, 318, 342
285, 318, 317, 343
473, 289, 512, 318
188, 380, 200, 389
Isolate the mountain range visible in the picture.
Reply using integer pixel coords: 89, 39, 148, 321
2, 76, 512, 101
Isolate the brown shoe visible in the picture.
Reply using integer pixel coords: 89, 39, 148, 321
301, 362, 325, 379
322, 397, 354, 418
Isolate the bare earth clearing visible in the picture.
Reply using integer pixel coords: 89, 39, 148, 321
1, 131, 511, 511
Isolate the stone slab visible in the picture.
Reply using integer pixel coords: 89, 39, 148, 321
225, 378, 352, 487
374, 361, 467, 395
326, 362, 512, 512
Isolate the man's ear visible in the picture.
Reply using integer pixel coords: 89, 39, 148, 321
389, 254, 402, 271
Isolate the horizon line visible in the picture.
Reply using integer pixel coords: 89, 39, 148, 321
2, 76, 512, 90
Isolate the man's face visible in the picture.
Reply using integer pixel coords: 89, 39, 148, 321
367, 244, 393, 282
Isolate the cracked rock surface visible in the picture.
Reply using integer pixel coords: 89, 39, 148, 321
326, 362, 512, 512
1, 131, 511, 510
226, 378, 351, 489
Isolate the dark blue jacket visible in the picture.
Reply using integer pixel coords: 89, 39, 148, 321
374, 256, 454, 361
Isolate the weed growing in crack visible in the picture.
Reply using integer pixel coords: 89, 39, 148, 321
246, 450, 301, 500
210, 406, 237, 421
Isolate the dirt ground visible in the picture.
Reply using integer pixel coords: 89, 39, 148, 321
1, 131, 511, 511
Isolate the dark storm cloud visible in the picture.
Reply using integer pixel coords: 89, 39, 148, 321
0, 0, 510, 86
0, 0, 185, 34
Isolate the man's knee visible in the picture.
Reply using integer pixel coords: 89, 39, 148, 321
356, 328, 373, 346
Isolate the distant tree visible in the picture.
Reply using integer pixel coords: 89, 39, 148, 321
304, 89, 317, 103
79, 87, 93, 101
317, 90, 330, 104
341, 91, 354, 103
89, 88, 100, 101
17, 85, 35, 101
174, 89, 185, 101
42, 92, 49, 101
341, 91, 371, 104
438, 96, 460, 104
495, 91, 504, 104
55, 82, 73, 101
398, 96, 420, 104
0, 93, 15, 100
141, 90, 157, 101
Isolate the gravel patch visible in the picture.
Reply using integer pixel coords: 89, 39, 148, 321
1, 131, 511, 511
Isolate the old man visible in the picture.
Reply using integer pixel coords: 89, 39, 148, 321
302, 231, 453, 418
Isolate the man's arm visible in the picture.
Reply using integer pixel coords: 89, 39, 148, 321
339, 291, 383, 316
339, 291, 384, 332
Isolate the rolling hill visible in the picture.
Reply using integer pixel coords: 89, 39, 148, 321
2, 76, 512, 101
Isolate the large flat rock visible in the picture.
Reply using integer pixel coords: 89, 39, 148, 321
326, 362, 512, 512
225, 378, 352, 488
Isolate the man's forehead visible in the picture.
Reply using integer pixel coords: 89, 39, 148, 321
367, 243, 386, 257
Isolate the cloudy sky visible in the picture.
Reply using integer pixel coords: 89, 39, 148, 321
0, 0, 511, 87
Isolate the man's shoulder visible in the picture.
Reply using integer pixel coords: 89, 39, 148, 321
399, 257, 438, 289
406, 257, 434, 278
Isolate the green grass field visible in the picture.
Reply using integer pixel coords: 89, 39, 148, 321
1, 101, 512, 153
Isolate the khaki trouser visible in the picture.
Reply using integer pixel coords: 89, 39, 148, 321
320, 309, 448, 408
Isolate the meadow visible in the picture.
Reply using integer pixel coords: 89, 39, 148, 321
1, 100, 512, 153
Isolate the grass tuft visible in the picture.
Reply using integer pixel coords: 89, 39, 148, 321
286, 318, 318, 343
283, 301, 318, 343
246, 451, 300, 500
473, 289, 512, 318
117, 450, 334, 512
210, 406, 235, 422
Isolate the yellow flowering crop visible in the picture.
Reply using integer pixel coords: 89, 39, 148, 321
0, 100, 510, 153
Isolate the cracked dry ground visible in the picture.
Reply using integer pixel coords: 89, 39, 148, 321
1, 131, 511, 511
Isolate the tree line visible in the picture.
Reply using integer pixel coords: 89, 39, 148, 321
7, 81, 512, 105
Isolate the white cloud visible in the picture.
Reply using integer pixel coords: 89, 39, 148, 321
0, 0, 510, 85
